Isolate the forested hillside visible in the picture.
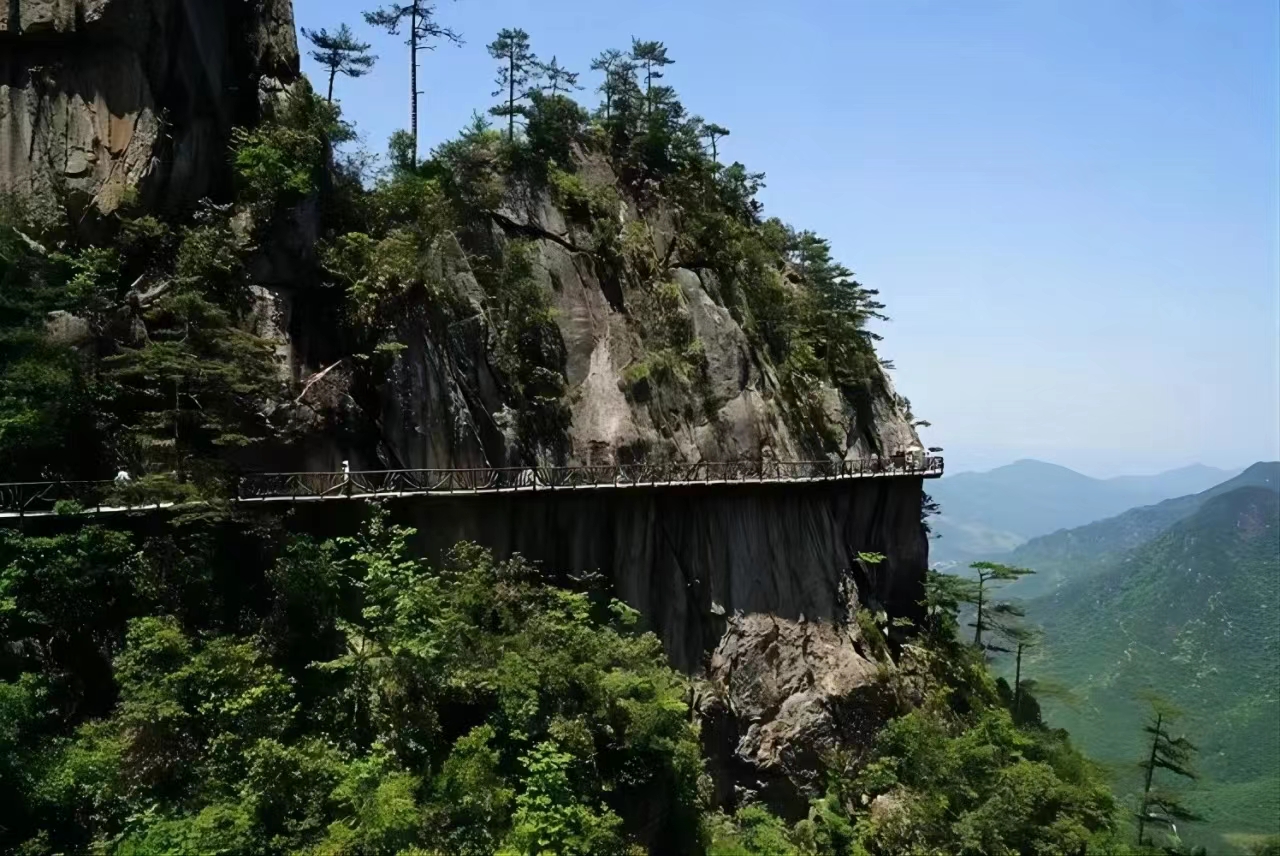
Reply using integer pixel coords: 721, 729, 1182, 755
1003, 462, 1279, 598
1028, 486, 1280, 853
0, 504, 1131, 854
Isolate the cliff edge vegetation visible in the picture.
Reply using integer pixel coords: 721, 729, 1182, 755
0, 2, 1174, 854
0, 507, 1125, 855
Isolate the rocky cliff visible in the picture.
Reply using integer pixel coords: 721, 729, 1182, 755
0, 0, 298, 219
2, 0, 930, 817
278, 156, 923, 475
268, 157, 930, 811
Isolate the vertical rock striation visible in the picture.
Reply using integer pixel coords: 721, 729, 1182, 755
0, 0, 299, 218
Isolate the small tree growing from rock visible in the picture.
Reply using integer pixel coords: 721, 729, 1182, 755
302, 24, 377, 103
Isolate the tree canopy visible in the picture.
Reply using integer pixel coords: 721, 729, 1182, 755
302, 24, 377, 102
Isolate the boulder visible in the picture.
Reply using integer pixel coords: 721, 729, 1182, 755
705, 613, 899, 816
44, 309, 92, 348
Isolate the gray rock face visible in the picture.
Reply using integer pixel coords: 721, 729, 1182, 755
456, 159, 920, 469
705, 614, 896, 814
44, 309, 92, 348
298, 476, 927, 659
300, 171, 871, 473
0, 0, 298, 217
291, 474, 927, 815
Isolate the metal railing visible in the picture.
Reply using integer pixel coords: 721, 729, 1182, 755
0, 457, 943, 517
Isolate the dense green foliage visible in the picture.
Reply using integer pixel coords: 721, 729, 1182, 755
1028, 486, 1280, 853
0, 504, 1133, 855
0, 509, 706, 854
0, 84, 352, 488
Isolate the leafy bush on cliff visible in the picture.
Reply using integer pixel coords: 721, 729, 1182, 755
0, 509, 705, 854
231, 80, 351, 224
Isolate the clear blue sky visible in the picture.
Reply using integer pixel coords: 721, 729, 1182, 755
297, 0, 1279, 478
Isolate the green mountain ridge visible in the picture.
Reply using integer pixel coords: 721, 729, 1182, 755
929, 459, 1243, 566
1003, 461, 1280, 598
1027, 485, 1280, 852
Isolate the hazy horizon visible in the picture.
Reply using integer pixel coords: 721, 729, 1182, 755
939, 451, 1259, 480
299, 0, 1280, 477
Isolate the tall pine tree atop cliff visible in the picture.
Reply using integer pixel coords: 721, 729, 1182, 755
701, 121, 730, 163
590, 49, 637, 121
629, 39, 674, 114
487, 28, 537, 142
536, 56, 583, 97
364, 1, 462, 164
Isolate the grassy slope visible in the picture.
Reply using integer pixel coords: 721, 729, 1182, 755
1026, 486, 1280, 852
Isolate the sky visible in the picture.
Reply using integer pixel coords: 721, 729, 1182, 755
297, 0, 1279, 478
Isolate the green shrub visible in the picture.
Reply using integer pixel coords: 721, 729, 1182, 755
231, 83, 345, 218
547, 164, 617, 225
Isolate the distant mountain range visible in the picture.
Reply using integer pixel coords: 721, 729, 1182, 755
927, 459, 1243, 565
1001, 461, 1280, 598
1025, 482, 1280, 852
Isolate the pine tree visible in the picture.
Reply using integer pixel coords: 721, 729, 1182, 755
1136, 696, 1203, 847
922, 569, 978, 643
487, 28, 537, 143
301, 25, 377, 103
965, 561, 1034, 649
789, 231, 888, 381
702, 122, 730, 163
792, 231, 885, 327
629, 39, 674, 114
987, 622, 1041, 722
537, 56, 582, 98
591, 49, 637, 120
364, 1, 462, 164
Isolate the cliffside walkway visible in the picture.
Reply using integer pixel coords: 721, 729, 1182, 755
0, 457, 943, 518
